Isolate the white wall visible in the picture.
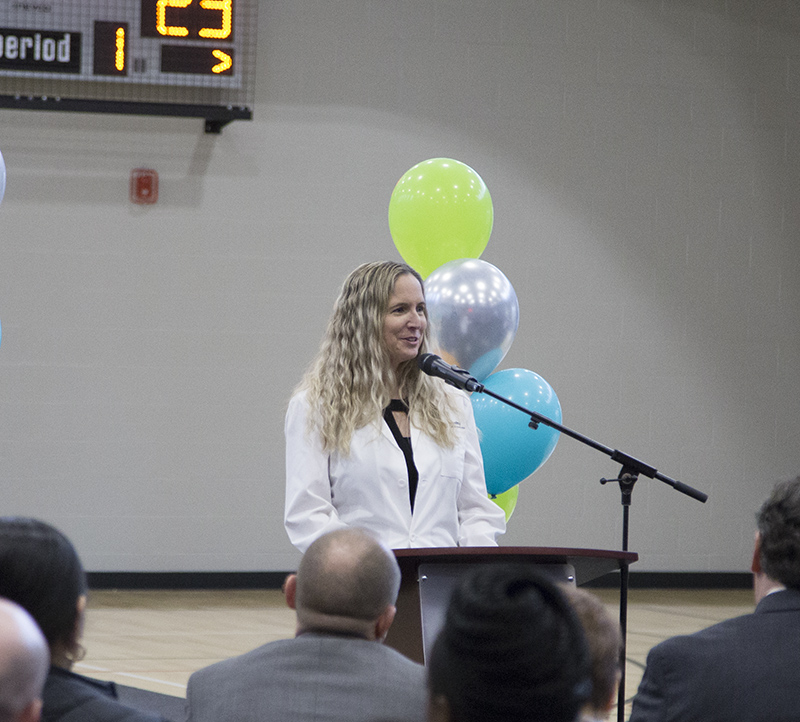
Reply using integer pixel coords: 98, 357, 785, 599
1, 0, 798, 573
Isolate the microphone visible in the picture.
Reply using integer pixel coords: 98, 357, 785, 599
417, 353, 484, 393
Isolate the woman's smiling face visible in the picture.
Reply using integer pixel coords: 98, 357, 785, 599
383, 273, 427, 370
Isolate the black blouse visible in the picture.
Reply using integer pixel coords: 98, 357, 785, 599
383, 399, 420, 511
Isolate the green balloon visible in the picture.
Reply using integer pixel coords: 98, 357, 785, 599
489, 484, 519, 523
388, 158, 493, 278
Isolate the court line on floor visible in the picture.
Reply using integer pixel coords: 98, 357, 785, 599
117, 672, 186, 690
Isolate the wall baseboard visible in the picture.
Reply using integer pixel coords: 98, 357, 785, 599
87, 572, 290, 590
585, 571, 751, 589
87, 570, 753, 591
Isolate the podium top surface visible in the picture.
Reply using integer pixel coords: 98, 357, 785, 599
392, 546, 637, 586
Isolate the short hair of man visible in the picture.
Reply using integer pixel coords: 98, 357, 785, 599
0, 597, 49, 722
296, 527, 401, 622
0, 517, 87, 652
756, 475, 800, 590
428, 564, 592, 722
562, 586, 622, 717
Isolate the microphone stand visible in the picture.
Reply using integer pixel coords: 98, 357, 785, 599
473, 383, 708, 722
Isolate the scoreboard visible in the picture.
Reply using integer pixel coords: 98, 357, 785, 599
0, 1, 258, 131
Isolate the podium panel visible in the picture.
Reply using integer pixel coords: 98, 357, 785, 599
418, 562, 575, 660
385, 546, 637, 664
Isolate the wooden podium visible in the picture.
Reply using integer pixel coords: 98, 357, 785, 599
385, 546, 638, 664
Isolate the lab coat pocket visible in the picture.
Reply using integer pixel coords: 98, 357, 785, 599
437, 444, 465, 486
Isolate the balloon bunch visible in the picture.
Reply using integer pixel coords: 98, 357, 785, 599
389, 158, 561, 521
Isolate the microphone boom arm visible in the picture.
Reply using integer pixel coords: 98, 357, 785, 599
477, 386, 708, 503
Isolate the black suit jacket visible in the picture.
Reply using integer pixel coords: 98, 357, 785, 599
42, 667, 173, 722
629, 588, 800, 722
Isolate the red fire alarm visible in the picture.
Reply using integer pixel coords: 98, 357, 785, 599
130, 168, 158, 204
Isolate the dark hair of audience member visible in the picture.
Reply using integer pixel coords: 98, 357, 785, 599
756, 475, 800, 590
428, 564, 592, 722
0, 517, 87, 653
562, 586, 622, 717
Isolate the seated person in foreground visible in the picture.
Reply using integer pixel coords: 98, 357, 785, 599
0, 517, 173, 722
562, 586, 622, 722
427, 564, 592, 722
0, 597, 50, 722
629, 475, 800, 722
186, 527, 427, 722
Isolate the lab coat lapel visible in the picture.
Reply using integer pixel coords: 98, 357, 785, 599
379, 416, 396, 444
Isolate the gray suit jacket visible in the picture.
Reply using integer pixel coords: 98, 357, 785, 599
186, 632, 427, 722
629, 588, 800, 722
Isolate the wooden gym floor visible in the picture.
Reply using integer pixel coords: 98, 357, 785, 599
74, 586, 754, 721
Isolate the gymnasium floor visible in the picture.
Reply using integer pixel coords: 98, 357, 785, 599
75, 586, 754, 721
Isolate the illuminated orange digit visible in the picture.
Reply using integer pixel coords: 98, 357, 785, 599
115, 27, 125, 71
156, 0, 192, 37
199, 0, 232, 39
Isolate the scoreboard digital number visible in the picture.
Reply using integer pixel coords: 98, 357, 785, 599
0, 0, 257, 131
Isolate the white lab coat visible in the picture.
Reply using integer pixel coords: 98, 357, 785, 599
284, 388, 506, 553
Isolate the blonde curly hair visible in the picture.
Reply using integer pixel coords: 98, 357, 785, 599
298, 261, 459, 454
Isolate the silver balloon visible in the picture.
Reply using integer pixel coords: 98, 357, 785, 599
424, 259, 520, 381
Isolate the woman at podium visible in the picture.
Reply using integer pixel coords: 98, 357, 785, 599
284, 261, 505, 553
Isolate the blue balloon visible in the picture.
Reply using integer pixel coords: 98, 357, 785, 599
471, 368, 562, 495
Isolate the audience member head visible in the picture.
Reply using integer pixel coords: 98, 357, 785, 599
0, 517, 88, 669
562, 587, 622, 721
0, 597, 49, 722
284, 527, 401, 640
754, 475, 800, 591
427, 565, 591, 722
